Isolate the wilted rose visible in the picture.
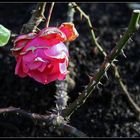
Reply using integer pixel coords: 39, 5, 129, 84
11, 22, 79, 84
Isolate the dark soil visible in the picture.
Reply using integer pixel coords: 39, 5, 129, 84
0, 2, 140, 137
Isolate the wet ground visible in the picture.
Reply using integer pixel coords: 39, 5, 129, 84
0, 2, 140, 137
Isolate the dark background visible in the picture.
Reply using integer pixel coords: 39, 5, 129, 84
0, 2, 140, 137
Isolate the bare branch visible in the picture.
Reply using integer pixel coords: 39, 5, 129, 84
46, 2, 55, 28
70, 2, 107, 57
0, 106, 51, 122
0, 106, 87, 137
20, 2, 47, 34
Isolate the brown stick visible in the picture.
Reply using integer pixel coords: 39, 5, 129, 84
0, 106, 87, 137
46, 2, 55, 28
0, 106, 52, 123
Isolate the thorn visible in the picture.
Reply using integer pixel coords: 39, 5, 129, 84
121, 50, 127, 58
42, 15, 46, 20
87, 74, 94, 82
96, 84, 100, 90
96, 37, 100, 41
98, 81, 103, 86
83, 85, 88, 89
129, 37, 133, 42
67, 70, 70, 74
104, 71, 109, 79
120, 34, 123, 38
80, 13, 83, 20
113, 59, 118, 62
54, 95, 59, 99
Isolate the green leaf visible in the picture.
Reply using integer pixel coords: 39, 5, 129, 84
0, 24, 11, 47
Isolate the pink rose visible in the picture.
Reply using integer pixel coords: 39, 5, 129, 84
11, 22, 79, 84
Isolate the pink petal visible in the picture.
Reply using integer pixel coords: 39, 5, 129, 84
15, 57, 27, 77
58, 73, 67, 80
59, 60, 67, 74
59, 22, 79, 41
37, 27, 67, 46
28, 70, 47, 84
44, 42, 69, 62
14, 33, 37, 44
37, 63, 46, 72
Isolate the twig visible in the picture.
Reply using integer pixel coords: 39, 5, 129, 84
70, 2, 107, 57
46, 2, 55, 28
20, 2, 47, 34
0, 106, 51, 122
62, 10, 140, 118
0, 106, 86, 137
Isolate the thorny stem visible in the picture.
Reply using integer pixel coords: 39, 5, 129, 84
0, 106, 87, 137
54, 2, 75, 115
46, 2, 55, 28
54, 80, 69, 113
51, 3, 87, 137
53, 2, 78, 134
62, 10, 140, 118
20, 2, 47, 34
71, 2, 140, 120
70, 2, 107, 57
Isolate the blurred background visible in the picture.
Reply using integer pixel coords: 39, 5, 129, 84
0, 2, 140, 137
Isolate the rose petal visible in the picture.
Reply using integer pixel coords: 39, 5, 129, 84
15, 57, 27, 77
28, 70, 48, 84
44, 42, 69, 62
58, 73, 67, 80
14, 33, 37, 44
37, 63, 46, 72
38, 27, 66, 44
59, 22, 79, 41
59, 60, 67, 74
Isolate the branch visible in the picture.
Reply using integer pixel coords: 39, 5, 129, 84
0, 106, 51, 122
54, 2, 76, 115
62, 9, 140, 118
0, 106, 87, 137
54, 80, 69, 113
46, 2, 55, 28
70, 2, 107, 57
51, 4, 88, 137
71, 3, 140, 121
20, 2, 47, 34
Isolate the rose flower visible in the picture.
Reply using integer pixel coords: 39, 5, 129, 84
11, 23, 79, 84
